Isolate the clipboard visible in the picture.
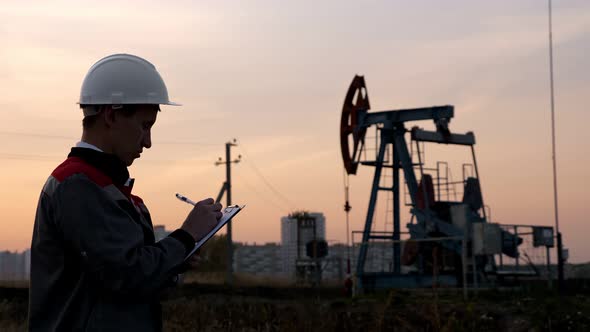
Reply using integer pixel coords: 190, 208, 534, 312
184, 204, 245, 260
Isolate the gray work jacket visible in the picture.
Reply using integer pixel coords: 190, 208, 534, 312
29, 149, 193, 331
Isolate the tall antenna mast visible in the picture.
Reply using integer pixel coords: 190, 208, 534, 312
548, 0, 564, 290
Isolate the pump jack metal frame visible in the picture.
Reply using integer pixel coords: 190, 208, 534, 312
340, 76, 488, 290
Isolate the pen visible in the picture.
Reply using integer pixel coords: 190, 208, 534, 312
175, 193, 196, 206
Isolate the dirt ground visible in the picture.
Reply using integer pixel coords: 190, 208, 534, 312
2, 277, 590, 331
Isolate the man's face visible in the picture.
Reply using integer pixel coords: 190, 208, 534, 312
110, 105, 158, 166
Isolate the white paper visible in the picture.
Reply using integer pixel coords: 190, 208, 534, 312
184, 205, 245, 260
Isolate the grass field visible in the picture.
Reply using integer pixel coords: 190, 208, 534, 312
2, 273, 590, 331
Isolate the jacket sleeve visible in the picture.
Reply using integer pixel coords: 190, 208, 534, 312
53, 174, 187, 299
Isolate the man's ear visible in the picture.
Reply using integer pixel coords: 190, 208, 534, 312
103, 106, 116, 128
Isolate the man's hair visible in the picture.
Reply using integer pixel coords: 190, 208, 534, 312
81, 105, 139, 129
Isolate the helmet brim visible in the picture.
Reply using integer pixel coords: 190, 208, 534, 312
77, 101, 182, 106
163, 101, 182, 106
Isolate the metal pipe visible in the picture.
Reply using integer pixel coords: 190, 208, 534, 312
557, 232, 565, 292
462, 236, 468, 299
393, 145, 400, 273
436, 162, 441, 201
546, 246, 552, 289
514, 226, 519, 271
415, 140, 429, 210
472, 235, 478, 291
470, 145, 487, 221
356, 135, 388, 277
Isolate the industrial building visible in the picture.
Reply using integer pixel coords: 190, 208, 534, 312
155, 218, 347, 282
280, 212, 326, 277
153, 225, 171, 242
0, 249, 30, 281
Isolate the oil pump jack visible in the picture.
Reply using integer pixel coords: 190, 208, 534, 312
340, 76, 526, 291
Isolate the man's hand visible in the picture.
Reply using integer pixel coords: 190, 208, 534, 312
186, 251, 203, 270
181, 198, 222, 241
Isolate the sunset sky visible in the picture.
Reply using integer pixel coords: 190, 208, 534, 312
1, 0, 589, 262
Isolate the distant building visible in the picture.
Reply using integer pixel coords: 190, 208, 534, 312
233, 241, 348, 281
0, 249, 30, 281
23, 249, 30, 279
0, 225, 171, 281
153, 225, 171, 242
280, 212, 326, 278
0, 221, 354, 283
233, 242, 281, 276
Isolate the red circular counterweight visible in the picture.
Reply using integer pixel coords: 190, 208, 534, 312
340, 75, 370, 175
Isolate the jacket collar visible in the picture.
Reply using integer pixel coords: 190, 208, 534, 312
75, 141, 103, 152
68, 147, 130, 187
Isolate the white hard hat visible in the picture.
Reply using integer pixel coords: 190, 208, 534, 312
78, 53, 180, 106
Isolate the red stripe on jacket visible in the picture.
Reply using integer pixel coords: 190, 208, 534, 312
52, 157, 112, 187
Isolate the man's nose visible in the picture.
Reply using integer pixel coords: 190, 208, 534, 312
143, 130, 152, 149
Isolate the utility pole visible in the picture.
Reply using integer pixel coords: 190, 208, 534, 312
215, 139, 241, 285
547, 0, 564, 292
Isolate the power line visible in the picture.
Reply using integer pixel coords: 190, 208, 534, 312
244, 160, 296, 208
154, 139, 218, 146
0, 152, 211, 164
0, 131, 217, 146
238, 144, 297, 210
133, 158, 212, 165
0, 153, 62, 161
236, 175, 289, 213
0, 131, 73, 140
0, 130, 219, 162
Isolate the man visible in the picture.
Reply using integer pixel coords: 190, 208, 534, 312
29, 54, 220, 331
